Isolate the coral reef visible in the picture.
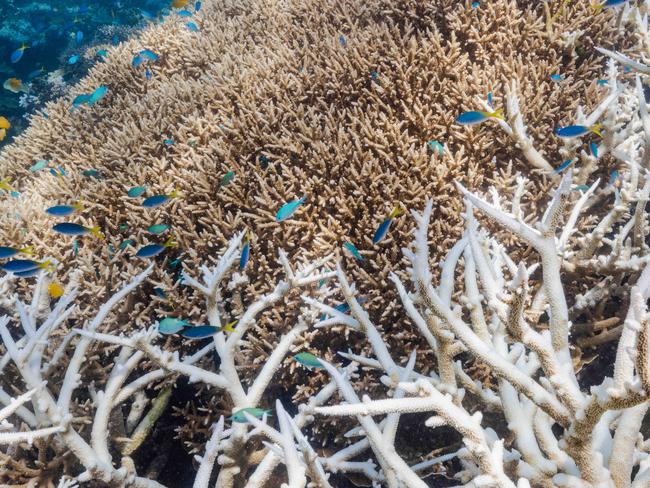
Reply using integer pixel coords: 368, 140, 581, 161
2, 0, 650, 485
0, 0, 634, 406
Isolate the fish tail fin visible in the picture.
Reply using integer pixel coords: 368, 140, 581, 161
591, 2, 604, 10
164, 236, 178, 247
223, 320, 237, 332
19, 246, 34, 255
490, 108, 505, 120
389, 206, 404, 218
73, 201, 84, 211
89, 226, 104, 239
589, 123, 604, 137
39, 260, 55, 272
169, 189, 182, 199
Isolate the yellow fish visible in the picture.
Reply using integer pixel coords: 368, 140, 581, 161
172, 0, 189, 7
0, 117, 10, 142
48, 282, 64, 298
3, 78, 28, 94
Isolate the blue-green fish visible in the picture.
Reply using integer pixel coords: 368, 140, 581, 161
142, 190, 180, 208
97, 49, 108, 58
30, 160, 49, 172
46, 203, 83, 216
373, 206, 403, 244
220, 171, 235, 186
550, 74, 562, 81
127, 186, 147, 198
554, 159, 574, 174
82, 169, 101, 178
343, 241, 363, 261
230, 407, 272, 423
456, 109, 504, 125
72, 94, 92, 107
159, 317, 190, 334
135, 236, 177, 258
294, 352, 323, 369
186, 22, 199, 31
239, 233, 251, 270
180, 325, 219, 339
87, 86, 108, 105
53, 223, 103, 238
10, 44, 28, 64
427, 140, 444, 155
590, 142, 599, 158
276, 195, 306, 222
148, 224, 170, 235
140, 49, 159, 61
1, 259, 52, 273
68, 55, 80, 64
119, 239, 135, 250
0, 246, 33, 259
555, 124, 602, 138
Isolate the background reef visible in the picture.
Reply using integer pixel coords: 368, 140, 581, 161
0, 0, 634, 484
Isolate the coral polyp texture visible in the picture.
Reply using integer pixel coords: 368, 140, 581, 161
3, 0, 650, 485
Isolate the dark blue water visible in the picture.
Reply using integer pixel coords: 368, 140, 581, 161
0, 0, 174, 143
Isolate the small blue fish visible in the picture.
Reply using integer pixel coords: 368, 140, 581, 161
373, 206, 403, 244
555, 124, 603, 138
181, 325, 219, 339
590, 142, 599, 158
135, 237, 177, 258
339, 35, 347, 47
259, 154, 269, 168
471, 1, 480, 8
72, 240, 79, 257
554, 159, 574, 174
164, 139, 175, 146
127, 186, 147, 198
276, 195, 306, 222
370, 70, 378, 80
195, 1, 202, 10
343, 241, 363, 261
53, 223, 102, 238
82, 169, 101, 178
159, 317, 190, 334
27, 67, 46, 80
75, 30, 83, 43
72, 94, 92, 107
487, 91, 493, 107
186, 22, 199, 31
46, 203, 83, 216
87, 86, 108, 105
427, 140, 444, 155
142, 190, 180, 208
230, 408, 272, 423
0, 246, 33, 259
145, 69, 152, 80
320, 297, 369, 320
30, 160, 49, 172
178, 10, 193, 16
119, 239, 135, 250
132, 54, 144, 67
456, 109, 504, 125
97, 49, 108, 58
294, 352, 323, 369
140, 49, 159, 61
609, 170, 619, 186
220, 170, 235, 186
10, 45, 28, 64
154, 287, 167, 299
550, 74, 562, 81
239, 234, 251, 270
573, 185, 591, 192
1, 259, 52, 273
50, 167, 65, 178
148, 224, 170, 235
68, 55, 80, 65
597, 79, 608, 86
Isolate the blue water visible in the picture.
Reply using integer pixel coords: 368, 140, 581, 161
0, 0, 173, 142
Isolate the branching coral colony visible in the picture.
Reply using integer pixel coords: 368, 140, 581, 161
6, 4, 650, 488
